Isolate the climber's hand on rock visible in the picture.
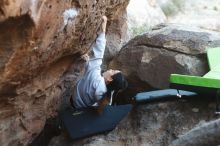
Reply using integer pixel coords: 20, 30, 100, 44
80, 53, 89, 62
99, 16, 107, 33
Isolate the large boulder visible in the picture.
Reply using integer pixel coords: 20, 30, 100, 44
110, 24, 220, 90
0, 0, 129, 146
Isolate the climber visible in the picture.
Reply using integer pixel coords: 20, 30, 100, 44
70, 16, 128, 111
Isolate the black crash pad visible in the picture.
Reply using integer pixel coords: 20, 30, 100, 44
59, 104, 132, 140
135, 89, 197, 103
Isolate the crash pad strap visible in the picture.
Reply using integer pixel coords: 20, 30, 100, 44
170, 74, 220, 89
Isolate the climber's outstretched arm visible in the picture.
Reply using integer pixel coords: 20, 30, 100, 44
86, 16, 107, 72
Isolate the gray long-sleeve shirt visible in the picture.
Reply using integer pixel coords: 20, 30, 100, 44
73, 33, 107, 108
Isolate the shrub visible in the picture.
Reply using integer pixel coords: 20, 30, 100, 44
160, 0, 185, 17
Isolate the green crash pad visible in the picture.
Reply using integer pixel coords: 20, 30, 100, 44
170, 74, 220, 89
207, 47, 220, 70
212, 65, 220, 72
170, 47, 220, 90
203, 70, 220, 79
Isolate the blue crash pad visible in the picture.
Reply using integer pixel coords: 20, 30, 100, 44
59, 104, 132, 140
135, 89, 197, 102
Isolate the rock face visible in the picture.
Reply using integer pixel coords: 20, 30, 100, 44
110, 24, 220, 89
0, 0, 129, 146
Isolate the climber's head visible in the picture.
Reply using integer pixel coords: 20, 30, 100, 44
103, 69, 128, 94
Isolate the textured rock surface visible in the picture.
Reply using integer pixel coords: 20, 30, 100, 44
110, 24, 220, 89
0, 0, 129, 146
48, 98, 217, 146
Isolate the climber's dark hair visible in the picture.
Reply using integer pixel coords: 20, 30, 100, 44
108, 72, 128, 91
105, 72, 128, 104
